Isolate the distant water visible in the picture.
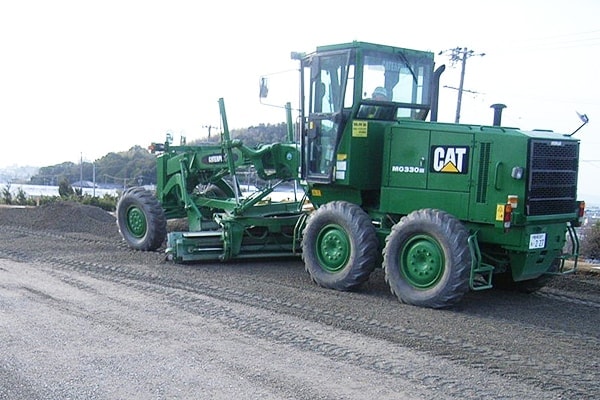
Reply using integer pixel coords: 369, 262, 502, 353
0, 183, 120, 198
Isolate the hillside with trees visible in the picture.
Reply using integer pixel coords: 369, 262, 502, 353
28, 122, 289, 187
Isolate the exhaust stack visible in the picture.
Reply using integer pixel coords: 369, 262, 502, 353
490, 103, 506, 126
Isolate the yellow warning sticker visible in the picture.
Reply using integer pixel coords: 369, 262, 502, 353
352, 120, 368, 137
495, 204, 505, 221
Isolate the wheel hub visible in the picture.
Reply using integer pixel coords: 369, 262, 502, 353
401, 235, 444, 288
317, 224, 350, 272
126, 207, 147, 238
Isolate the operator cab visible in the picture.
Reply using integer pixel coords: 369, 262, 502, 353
296, 41, 441, 184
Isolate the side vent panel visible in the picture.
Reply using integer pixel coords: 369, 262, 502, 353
476, 142, 491, 203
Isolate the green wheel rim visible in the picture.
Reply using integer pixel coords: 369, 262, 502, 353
400, 234, 444, 288
316, 224, 350, 272
126, 206, 147, 238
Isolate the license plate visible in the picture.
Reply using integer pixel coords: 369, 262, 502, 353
529, 233, 546, 249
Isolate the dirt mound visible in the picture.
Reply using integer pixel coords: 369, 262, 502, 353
0, 201, 119, 238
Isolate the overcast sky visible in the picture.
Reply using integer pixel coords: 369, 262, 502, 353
1, 0, 599, 200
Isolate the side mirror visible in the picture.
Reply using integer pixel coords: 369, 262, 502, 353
577, 111, 589, 125
568, 111, 589, 136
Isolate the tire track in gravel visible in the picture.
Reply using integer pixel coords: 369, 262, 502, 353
536, 287, 600, 308
1, 245, 597, 399
1, 225, 119, 246
4, 225, 599, 310
1, 225, 599, 399
5, 254, 559, 400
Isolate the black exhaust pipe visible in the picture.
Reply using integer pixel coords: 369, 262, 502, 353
490, 103, 506, 126
430, 65, 446, 122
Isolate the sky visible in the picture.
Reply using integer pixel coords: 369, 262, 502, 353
1, 0, 599, 201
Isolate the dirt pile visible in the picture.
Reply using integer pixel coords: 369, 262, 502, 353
0, 202, 119, 239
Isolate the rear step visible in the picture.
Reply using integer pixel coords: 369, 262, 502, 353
468, 233, 494, 291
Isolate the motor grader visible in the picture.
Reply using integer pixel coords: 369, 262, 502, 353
117, 41, 585, 308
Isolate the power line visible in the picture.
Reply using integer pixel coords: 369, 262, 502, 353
439, 47, 485, 123
492, 30, 600, 54
514, 31, 600, 46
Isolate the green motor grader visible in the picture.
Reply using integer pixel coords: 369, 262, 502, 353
117, 41, 585, 308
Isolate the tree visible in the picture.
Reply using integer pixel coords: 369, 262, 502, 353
1, 183, 12, 205
15, 187, 28, 205
229, 123, 289, 147
30, 146, 157, 187
58, 177, 75, 198
28, 123, 289, 188
580, 222, 600, 260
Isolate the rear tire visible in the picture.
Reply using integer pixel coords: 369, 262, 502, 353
117, 187, 167, 251
196, 182, 232, 219
302, 201, 378, 291
197, 179, 234, 199
383, 209, 471, 308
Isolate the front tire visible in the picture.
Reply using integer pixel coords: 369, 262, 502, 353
383, 209, 471, 308
302, 201, 378, 291
116, 187, 167, 251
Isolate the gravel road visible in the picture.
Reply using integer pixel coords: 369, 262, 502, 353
1, 202, 599, 399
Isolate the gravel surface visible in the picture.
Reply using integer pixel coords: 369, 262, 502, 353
0, 202, 599, 399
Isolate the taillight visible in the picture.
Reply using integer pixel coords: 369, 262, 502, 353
577, 201, 586, 226
508, 195, 518, 210
503, 203, 513, 231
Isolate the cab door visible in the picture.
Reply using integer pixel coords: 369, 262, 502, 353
303, 51, 352, 184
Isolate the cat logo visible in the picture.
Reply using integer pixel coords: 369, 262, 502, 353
430, 146, 469, 174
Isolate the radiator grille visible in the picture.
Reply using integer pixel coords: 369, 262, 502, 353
527, 139, 579, 216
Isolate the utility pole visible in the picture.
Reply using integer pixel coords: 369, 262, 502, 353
79, 152, 83, 193
202, 124, 220, 139
92, 162, 96, 198
439, 47, 485, 123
